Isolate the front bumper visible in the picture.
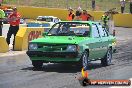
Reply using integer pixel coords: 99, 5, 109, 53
27, 51, 78, 57
26, 51, 81, 62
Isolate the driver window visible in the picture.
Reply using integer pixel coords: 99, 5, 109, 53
58, 24, 69, 33
77, 26, 90, 36
69, 26, 90, 36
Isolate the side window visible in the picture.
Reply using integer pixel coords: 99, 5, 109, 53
98, 25, 105, 37
98, 24, 108, 37
103, 28, 108, 37
92, 25, 100, 38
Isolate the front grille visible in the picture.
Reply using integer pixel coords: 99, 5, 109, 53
38, 44, 67, 51
27, 51, 78, 58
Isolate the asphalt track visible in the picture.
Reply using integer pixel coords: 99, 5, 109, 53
0, 27, 132, 88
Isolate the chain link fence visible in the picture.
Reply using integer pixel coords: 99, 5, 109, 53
2, 0, 130, 13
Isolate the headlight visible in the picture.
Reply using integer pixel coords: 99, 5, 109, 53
66, 45, 77, 52
28, 43, 38, 50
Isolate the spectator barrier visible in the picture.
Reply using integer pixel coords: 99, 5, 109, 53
0, 36, 9, 53
17, 6, 132, 27
114, 14, 132, 27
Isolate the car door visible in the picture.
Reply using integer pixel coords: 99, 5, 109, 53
88, 24, 102, 60
97, 23, 109, 58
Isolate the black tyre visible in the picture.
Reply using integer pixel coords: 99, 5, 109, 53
81, 51, 89, 70
101, 48, 112, 66
32, 61, 43, 68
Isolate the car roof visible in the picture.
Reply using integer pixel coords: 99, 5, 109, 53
37, 16, 58, 18
58, 21, 99, 25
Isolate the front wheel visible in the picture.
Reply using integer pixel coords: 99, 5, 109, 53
101, 48, 112, 66
81, 51, 89, 70
32, 61, 43, 68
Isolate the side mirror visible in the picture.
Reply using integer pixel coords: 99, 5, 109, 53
42, 32, 48, 36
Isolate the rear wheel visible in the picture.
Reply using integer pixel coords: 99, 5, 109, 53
81, 51, 89, 70
32, 61, 43, 68
101, 48, 112, 66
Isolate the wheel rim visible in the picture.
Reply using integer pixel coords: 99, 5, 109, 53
82, 53, 88, 69
107, 50, 112, 64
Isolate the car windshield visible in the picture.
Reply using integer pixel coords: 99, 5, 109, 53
47, 22, 90, 37
37, 17, 53, 22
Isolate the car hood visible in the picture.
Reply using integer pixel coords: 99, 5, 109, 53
31, 36, 88, 44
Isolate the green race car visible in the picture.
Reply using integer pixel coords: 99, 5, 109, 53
26, 21, 116, 69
